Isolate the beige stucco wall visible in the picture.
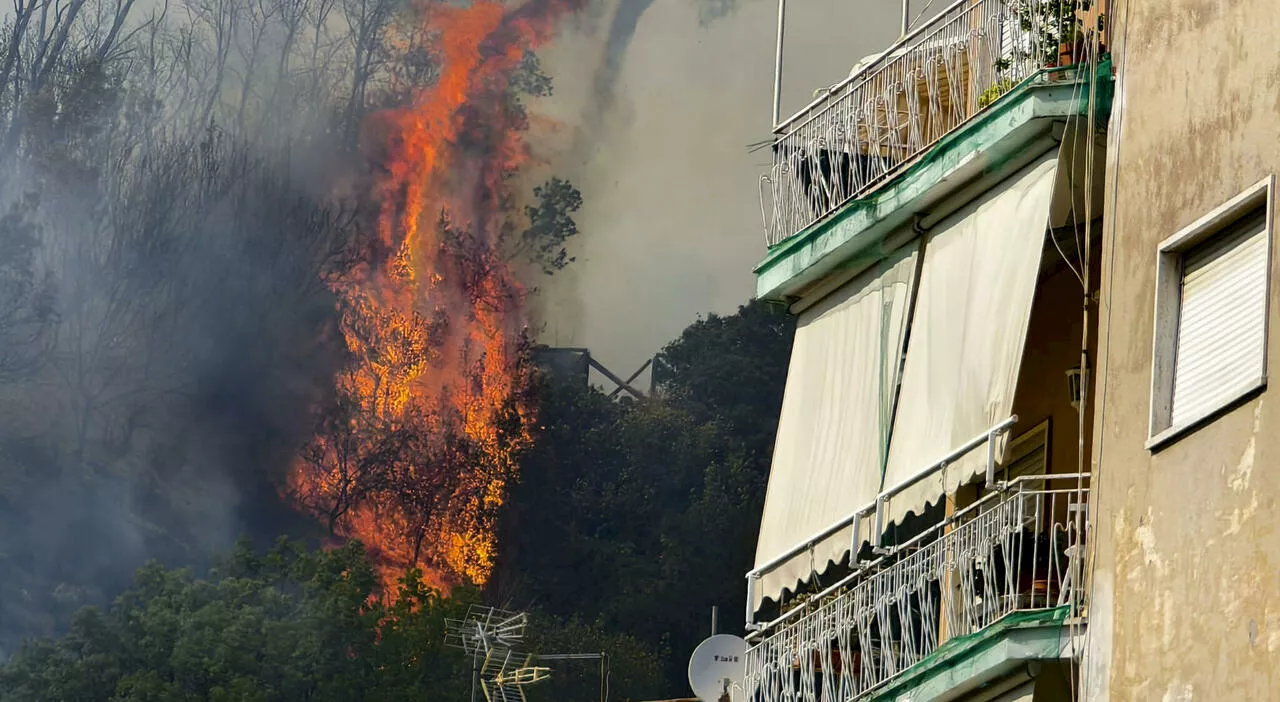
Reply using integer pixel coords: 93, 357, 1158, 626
1087, 0, 1280, 698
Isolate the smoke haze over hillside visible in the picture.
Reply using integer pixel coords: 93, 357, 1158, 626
526, 0, 904, 377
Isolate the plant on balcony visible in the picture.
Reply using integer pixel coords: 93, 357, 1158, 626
978, 77, 1019, 109
983, 1, 1088, 110
1012, 0, 1088, 68
781, 589, 818, 616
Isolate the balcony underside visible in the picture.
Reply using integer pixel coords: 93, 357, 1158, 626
868, 608, 1076, 702
755, 66, 1112, 304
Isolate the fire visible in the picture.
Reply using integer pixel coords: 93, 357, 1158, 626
289, 0, 578, 591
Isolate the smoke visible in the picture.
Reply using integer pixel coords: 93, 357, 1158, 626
0, 0, 617, 651
587, 0, 657, 133
527, 0, 902, 376
0, 130, 348, 652
0, 0, 451, 653
581, 0, 743, 152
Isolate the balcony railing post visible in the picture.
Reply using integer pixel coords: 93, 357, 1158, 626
873, 495, 885, 550
985, 426, 997, 488
850, 508, 862, 565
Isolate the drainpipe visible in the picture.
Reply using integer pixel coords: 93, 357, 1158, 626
901, 0, 910, 36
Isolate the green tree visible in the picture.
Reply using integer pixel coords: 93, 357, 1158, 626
0, 538, 473, 701
654, 300, 795, 453
524, 614, 665, 702
496, 300, 796, 694
515, 177, 582, 275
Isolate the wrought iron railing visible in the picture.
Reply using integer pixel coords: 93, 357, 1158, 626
761, 0, 1082, 247
743, 474, 1090, 702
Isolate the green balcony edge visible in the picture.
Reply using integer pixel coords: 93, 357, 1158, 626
755, 60, 1114, 303
868, 606, 1074, 702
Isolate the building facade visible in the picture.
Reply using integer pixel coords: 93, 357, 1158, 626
741, 0, 1280, 700
1084, 0, 1280, 699
741, 0, 1112, 700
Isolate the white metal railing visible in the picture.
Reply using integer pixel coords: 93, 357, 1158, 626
743, 474, 1090, 702
761, 0, 1080, 247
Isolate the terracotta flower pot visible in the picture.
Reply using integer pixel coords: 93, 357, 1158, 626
1058, 41, 1074, 66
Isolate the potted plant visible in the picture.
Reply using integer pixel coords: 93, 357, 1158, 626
1012, 0, 1090, 69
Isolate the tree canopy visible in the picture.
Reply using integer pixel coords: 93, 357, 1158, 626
495, 300, 796, 692
0, 538, 474, 701
0, 301, 796, 701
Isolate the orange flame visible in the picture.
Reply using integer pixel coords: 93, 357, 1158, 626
289, 0, 578, 592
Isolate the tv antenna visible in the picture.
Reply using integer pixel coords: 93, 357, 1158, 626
446, 605, 549, 702
446, 606, 611, 702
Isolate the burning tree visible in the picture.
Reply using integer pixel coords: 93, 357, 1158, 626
288, 0, 582, 591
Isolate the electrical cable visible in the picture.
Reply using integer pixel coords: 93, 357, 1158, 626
1076, 0, 1129, 699
1068, 4, 1102, 698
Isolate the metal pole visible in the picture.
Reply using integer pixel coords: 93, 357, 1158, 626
470, 651, 479, 702
771, 0, 786, 128
901, 0, 910, 36
600, 652, 610, 702
711, 606, 719, 635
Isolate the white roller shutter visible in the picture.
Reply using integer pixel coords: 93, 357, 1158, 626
1170, 214, 1269, 428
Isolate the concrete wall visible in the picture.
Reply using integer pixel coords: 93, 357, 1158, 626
1087, 0, 1280, 698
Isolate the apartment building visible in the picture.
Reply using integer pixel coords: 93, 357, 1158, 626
741, 1, 1111, 700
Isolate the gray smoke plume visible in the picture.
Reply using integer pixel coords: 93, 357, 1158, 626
588, 0, 656, 129
529, 0, 902, 376
0, 0, 438, 653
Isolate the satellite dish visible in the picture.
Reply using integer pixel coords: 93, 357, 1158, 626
688, 634, 747, 702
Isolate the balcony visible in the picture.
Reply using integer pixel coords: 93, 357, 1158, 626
743, 473, 1089, 702
761, 0, 1097, 247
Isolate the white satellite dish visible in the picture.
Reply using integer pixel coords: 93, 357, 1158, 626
688, 634, 747, 702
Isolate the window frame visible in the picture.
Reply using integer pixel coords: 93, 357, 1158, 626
1146, 175, 1275, 451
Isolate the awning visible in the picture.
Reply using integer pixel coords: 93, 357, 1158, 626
752, 243, 919, 609
880, 155, 1058, 526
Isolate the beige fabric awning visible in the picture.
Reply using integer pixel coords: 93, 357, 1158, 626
880, 155, 1058, 526
752, 243, 918, 609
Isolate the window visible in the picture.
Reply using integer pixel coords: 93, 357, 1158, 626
1148, 176, 1274, 449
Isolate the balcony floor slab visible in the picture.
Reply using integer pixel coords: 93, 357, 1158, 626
868, 607, 1079, 702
